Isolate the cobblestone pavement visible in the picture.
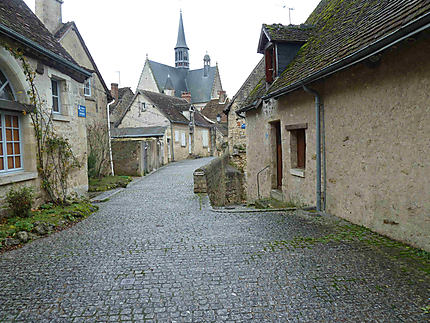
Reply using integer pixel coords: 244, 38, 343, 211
1, 158, 429, 322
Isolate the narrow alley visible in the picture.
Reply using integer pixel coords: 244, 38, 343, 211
0, 158, 428, 322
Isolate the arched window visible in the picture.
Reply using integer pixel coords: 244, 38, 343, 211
0, 69, 22, 172
0, 69, 15, 101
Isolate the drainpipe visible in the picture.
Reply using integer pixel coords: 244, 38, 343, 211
321, 104, 327, 212
170, 123, 175, 161
302, 85, 322, 212
107, 101, 115, 176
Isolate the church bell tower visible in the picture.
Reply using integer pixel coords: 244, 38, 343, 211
175, 11, 189, 69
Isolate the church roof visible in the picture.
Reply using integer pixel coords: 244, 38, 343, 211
175, 11, 189, 49
147, 60, 217, 104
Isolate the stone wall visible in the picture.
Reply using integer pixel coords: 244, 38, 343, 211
0, 47, 88, 213
112, 140, 141, 176
112, 138, 165, 176
245, 34, 430, 251
59, 27, 110, 175
193, 153, 245, 207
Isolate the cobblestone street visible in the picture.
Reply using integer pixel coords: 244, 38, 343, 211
0, 158, 429, 322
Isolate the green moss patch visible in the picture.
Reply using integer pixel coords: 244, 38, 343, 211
0, 200, 98, 252
254, 198, 298, 209
88, 175, 133, 192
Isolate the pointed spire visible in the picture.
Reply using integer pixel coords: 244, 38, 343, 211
175, 10, 189, 50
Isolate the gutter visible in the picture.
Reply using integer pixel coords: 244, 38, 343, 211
302, 85, 322, 212
111, 134, 164, 138
263, 12, 430, 100
0, 23, 91, 78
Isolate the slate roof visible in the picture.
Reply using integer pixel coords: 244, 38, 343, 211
261, 24, 313, 45
175, 11, 189, 49
264, 0, 430, 97
111, 126, 167, 138
0, 0, 88, 80
139, 90, 190, 124
110, 87, 134, 126
146, 60, 217, 104
54, 21, 113, 101
201, 99, 228, 123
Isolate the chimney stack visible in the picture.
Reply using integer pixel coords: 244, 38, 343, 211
111, 83, 119, 101
181, 92, 191, 103
218, 90, 226, 103
35, 0, 64, 34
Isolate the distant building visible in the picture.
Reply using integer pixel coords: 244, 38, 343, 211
137, 12, 225, 110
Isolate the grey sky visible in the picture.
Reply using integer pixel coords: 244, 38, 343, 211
24, 0, 320, 96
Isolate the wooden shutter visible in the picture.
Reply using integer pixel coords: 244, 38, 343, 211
265, 48, 273, 83
297, 129, 306, 169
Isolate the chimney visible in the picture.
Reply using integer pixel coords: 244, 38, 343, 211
35, 0, 64, 34
111, 83, 119, 101
218, 90, 226, 103
181, 92, 191, 103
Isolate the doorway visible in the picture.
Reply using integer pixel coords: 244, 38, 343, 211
272, 121, 283, 189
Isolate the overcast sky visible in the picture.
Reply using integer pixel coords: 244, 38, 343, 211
24, 0, 320, 96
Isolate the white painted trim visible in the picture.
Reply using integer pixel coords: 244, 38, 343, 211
290, 168, 305, 178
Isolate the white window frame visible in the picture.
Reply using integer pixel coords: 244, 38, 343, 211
202, 129, 209, 148
181, 132, 186, 147
51, 79, 61, 113
175, 130, 180, 142
84, 77, 91, 97
0, 111, 23, 173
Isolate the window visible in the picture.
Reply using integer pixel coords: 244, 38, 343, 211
175, 130, 180, 142
84, 78, 91, 96
51, 79, 61, 113
202, 129, 209, 147
181, 132, 186, 147
286, 123, 307, 171
0, 70, 14, 100
0, 112, 22, 172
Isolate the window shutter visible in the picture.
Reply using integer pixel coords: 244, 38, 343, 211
181, 132, 186, 147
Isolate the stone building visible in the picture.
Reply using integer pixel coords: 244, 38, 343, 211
137, 11, 225, 110
35, 0, 113, 176
238, 0, 430, 251
114, 90, 213, 165
0, 0, 91, 200
200, 98, 229, 156
223, 58, 265, 171
109, 85, 135, 127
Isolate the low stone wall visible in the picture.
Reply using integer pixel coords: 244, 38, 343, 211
193, 153, 245, 206
112, 140, 142, 176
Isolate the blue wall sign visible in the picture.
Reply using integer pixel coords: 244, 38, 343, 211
78, 105, 86, 118
241, 123, 246, 129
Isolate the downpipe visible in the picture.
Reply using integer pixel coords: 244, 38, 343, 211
107, 100, 115, 176
302, 85, 322, 212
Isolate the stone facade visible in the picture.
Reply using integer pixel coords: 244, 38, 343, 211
57, 26, 109, 125
0, 46, 88, 204
112, 138, 163, 176
116, 91, 212, 163
245, 35, 430, 251
226, 58, 264, 155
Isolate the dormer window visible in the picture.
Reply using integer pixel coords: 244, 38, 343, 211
265, 45, 276, 84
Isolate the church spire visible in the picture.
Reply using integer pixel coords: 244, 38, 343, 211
175, 10, 189, 69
